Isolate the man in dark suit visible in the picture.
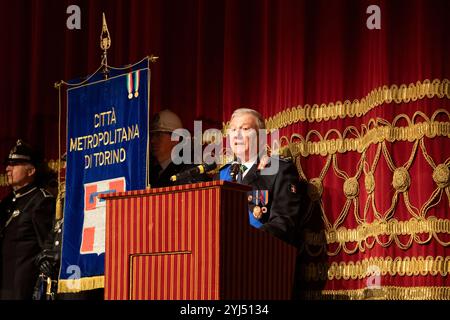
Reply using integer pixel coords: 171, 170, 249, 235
0, 140, 55, 299
149, 109, 209, 187
218, 108, 303, 246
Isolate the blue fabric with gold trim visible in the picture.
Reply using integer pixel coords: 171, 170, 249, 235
62, 59, 150, 291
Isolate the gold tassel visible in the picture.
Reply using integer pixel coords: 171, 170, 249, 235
55, 183, 65, 220
55, 196, 62, 220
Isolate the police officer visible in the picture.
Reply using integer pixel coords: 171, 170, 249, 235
33, 153, 102, 300
218, 108, 303, 246
33, 154, 65, 300
33, 217, 62, 300
149, 109, 209, 187
0, 140, 55, 299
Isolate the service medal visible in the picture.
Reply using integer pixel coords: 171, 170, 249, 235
133, 70, 140, 98
127, 72, 133, 99
253, 206, 262, 219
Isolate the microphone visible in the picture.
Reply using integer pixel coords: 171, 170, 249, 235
229, 161, 241, 182
170, 162, 217, 182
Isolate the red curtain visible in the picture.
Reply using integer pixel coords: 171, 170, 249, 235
0, 0, 449, 299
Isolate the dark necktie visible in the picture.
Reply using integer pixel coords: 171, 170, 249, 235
237, 164, 248, 183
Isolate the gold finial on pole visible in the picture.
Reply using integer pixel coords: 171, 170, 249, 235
149, 54, 159, 63
54, 80, 63, 89
100, 13, 111, 79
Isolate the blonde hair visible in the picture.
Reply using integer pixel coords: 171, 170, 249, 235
230, 108, 266, 130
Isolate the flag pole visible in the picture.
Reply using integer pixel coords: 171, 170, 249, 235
100, 13, 111, 79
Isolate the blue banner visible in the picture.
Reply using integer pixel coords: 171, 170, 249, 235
59, 60, 149, 292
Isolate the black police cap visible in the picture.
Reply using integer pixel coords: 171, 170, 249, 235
4, 139, 41, 166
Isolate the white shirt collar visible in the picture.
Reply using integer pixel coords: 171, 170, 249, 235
242, 158, 257, 178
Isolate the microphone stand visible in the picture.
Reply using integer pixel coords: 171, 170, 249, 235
229, 160, 241, 183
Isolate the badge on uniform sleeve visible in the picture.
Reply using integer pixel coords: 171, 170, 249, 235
289, 183, 297, 194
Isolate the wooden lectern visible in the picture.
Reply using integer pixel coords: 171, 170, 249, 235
102, 181, 297, 300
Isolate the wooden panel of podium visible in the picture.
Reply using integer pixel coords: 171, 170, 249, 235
102, 181, 297, 300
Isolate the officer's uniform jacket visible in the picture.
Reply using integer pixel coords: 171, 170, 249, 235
0, 183, 55, 299
219, 157, 303, 246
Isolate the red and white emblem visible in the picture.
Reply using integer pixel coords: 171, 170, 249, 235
81, 177, 125, 254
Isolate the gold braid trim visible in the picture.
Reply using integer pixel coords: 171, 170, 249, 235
294, 110, 450, 254
287, 109, 450, 157
300, 286, 450, 300
304, 217, 450, 246
300, 256, 450, 282
48, 158, 66, 172
266, 78, 450, 129
0, 174, 7, 187
58, 276, 104, 293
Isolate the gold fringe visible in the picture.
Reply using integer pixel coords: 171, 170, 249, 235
55, 183, 65, 220
294, 110, 450, 254
48, 158, 66, 172
266, 79, 450, 129
58, 275, 104, 293
304, 217, 450, 247
0, 174, 7, 187
300, 286, 450, 300
300, 256, 450, 281
288, 110, 450, 157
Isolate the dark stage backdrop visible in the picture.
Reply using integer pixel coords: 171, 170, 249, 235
0, 0, 449, 299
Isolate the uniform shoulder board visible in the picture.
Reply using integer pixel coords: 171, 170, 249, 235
271, 155, 292, 162
280, 156, 292, 162
39, 188, 54, 198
